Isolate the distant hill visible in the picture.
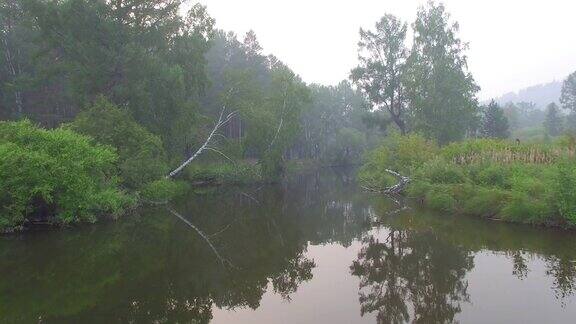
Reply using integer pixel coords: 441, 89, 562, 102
492, 80, 562, 109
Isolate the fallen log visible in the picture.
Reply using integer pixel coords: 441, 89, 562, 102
361, 169, 410, 195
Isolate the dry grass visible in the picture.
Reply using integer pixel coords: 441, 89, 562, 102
450, 147, 576, 165
442, 138, 576, 165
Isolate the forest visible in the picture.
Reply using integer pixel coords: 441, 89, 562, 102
1, 0, 576, 232
0, 0, 380, 232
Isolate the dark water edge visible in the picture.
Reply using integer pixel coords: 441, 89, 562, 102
1, 167, 575, 323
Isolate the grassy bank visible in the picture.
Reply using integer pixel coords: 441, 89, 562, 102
359, 134, 576, 229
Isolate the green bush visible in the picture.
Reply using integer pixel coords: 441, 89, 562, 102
406, 180, 432, 199
425, 186, 456, 212
140, 179, 189, 203
462, 187, 510, 218
68, 97, 169, 189
358, 134, 437, 189
185, 162, 263, 185
0, 120, 129, 232
470, 164, 512, 189
500, 192, 553, 225
418, 158, 466, 184
553, 160, 576, 225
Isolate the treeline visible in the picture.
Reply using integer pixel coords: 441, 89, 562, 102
350, 2, 576, 144
0, 0, 378, 231
0, 0, 374, 165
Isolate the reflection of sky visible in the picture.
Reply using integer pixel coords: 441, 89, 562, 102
460, 252, 576, 324
212, 240, 375, 324
212, 228, 576, 324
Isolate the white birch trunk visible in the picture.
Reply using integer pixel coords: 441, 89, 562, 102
1, 31, 23, 117
167, 108, 237, 178
267, 84, 289, 152
362, 169, 410, 195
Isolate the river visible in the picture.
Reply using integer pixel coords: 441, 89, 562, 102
1, 168, 575, 323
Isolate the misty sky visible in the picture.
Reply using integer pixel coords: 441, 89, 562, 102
194, 0, 576, 100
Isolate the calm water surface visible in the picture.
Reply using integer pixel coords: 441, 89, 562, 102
1, 168, 575, 323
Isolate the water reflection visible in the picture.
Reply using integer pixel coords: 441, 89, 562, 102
350, 229, 473, 323
0, 169, 374, 323
0, 168, 575, 323
355, 201, 576, 322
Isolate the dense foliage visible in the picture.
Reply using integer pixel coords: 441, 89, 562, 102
354, 5, 576, 230
68, 97, 169, 189
404, 2, 480, 144
480, 100, 510, 139
2, 0, 575, 233
544, 103, 564, 137
298, 82, 372, 165
351, 15, 409, 134
0, 0, 384, 231
351, 2, 480, 145
0, 120, 129, 232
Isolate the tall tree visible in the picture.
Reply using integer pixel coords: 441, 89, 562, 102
404, 1, 479, 144
8, 0, 215, 155
298, 81, 370, 162
481, 100, 510, 139
544, 102, 563, 137
212, 30, 311, 177
502, 103, 521, 130
351, 14, 408, 134
0, 0, 41, 120
561, 71, 576, 112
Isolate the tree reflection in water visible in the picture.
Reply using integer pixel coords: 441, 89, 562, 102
1, 169, 576, 323
545, 255, 576, 303
0, 168, 373, 323
351, 228, 473, 324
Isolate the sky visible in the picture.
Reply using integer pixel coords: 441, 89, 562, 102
193, 0, 576, 100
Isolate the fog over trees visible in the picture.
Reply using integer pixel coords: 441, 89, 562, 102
1, 0, 576, 231
2, 2, 576, 324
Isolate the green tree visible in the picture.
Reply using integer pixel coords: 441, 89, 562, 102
481, 100, 510, 139
298, 81, 370, 162
249, 66, 311, 178
561, 71, 576, 112
351, 14, 409, 134
206, 30, 311, 177
7, 0, 214, 155
69, 97, 169, 189
502, 103, 521, 130
544, 102, 563, 137
566, 113, 576, 134
0, 0, 42, 120
404, 1, 480, 144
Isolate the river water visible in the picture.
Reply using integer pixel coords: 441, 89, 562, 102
1, 168, 575, 323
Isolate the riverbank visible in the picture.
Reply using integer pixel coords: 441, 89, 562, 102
2, 167, 575, 323
359, 134, 576, 229
0, 118, 325, 233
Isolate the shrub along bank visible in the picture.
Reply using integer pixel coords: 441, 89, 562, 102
0, 117, 264, 233
359, 134, 576, 229
0, 100, 271, 232
0, 120, 132, 232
